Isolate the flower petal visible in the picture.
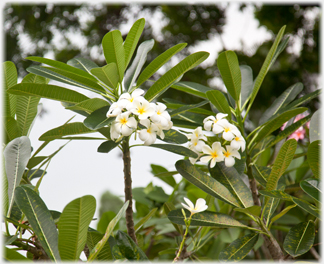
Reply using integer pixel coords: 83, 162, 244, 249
184, 197, 194, 210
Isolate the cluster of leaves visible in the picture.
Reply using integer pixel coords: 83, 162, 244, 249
3, 17, 321, 262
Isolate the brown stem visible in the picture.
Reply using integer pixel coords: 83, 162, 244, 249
122, 138, 137, 244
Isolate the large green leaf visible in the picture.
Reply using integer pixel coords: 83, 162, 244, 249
4, 136, 31, 216
269, 204, 297, 228
151, 164, 177, 187
148, 144, 198, 158
259, 190, 293, 201
251, 165, 269, 187
83, 105, 113, 130
134, 208, 157, 233
67, 57, 99, 74
114, 231, 149, 260
292, 197, 320, 219
145, 51, 209, 101
158, 129, 188, 144
58, 195, 96, 260
206, 90, 232, 119
283, 220, 315, 257
259, 83, 303, 125
169, 100, 208, 117
65, 98, 109, 114
39, 122, 95, 141
97, 140, 119, 153
245, 26, 286, 116
88, 201, 129, 262
26, 56, 98, 81
102, 30, 125, 83
90, 63, 119, 89
123, 18, 146, 69
87, 230, 113, 260
3, 116, 21, 143
249, 108, 306, 151
7, 83, 89, 104
219, 233, 259, 261
163, 202, 183, 235
3, 61, 18, 117
209, 162, 254, 208
15, 186, 61, 261
240, 65, 253, 109
175, 160, 241, 207
125, 39, 154, 91
164, 98, 214, 116
136, 43, 187, 87
4, 247, 32, 261
300, 178, 321, 203
171, 81, 213, 99
217, 51, 241, 101
309, 110, 320, 143
307, 140, 320, 178
168, 209, 250, 229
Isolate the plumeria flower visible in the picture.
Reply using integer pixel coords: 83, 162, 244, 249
107, 102, 123, 117
230, 134, 246, 152
110, 112, 137, 140
200, 142, 225, 168
188, 127, 207, 153
150, 102, 172, 129
181, 197, 208, 215
118, 88, 145, 110
219, 120, 241, 141
288, 126, 306, 141
223, 145, 241, 167
131, 99, 155, 120
187, 126, 207, 141
138, 119, 159, 145
203, 113, 228, 134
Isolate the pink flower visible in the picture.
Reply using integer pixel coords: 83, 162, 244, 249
288, 126, 305, 141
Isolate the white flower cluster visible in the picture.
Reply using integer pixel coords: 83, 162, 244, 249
107, 89, 173, 145
188, 113, 246, 168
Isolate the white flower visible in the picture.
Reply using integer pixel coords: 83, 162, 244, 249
181, 197, 208, 215
187, 126, 207, 141
200, 142, 225, 168
131, 99, 155, 120
150, 102, 172, 129
107, 102, 123, 117
203, 113, 228, 134
219, 121, 241, 141
138, 119, 159, 145
119, 88, 145, 110
188, 127, 207, 153
223, 145, 241, 167
110, 112, 137, 140
230, 134, 246, 152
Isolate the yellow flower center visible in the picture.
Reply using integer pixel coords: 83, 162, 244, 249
235, 137, 240, 141
138, 107, 145, 115
147, 128, 152, 133
212, 152, 218, 158
224, 128, 230, 132
130, 98, 134, 102
223, 151, 230, 157
120, 118, 127, 125
157, 111, 161, 115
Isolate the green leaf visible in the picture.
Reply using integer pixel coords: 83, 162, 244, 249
175, 160, 241, 207
217, 51, 241, 101
3, 61, 18, 117
58, 195, 96, 260
97, 140, 119, 153
169, 100, 208, 118
97, 211, 118, 234
84, 106, 113, 130
309, 110, 320, 143
27, 156, 47, 169
88, 201, 129, 262
307, 140, 320, 178
269, 36, 290, 69
148, 144, 198, 158
206, 90, 232, 119
283, 220, 315, 257
292, 197, 320, 219
134, 207, 157, 232
65, 98, 109, 114
164, 98, 214, 116
67, 57, 99, 73
163, 202, 183, 235
151, 164, 176, 187
124, 18, 146, 69
171, 81, 213, 99
90, 63, 119, 89
124, 39, 154, 91
4, 247, 32, 261
234, 206, 261, 217
39, 122, 95, 141
259, 83, 303, 125
8, 83, 89, 104
15, 186, 61, 261
137, 43, 187, 87
146, 186, 169, 203
245, 26, 286, 115
87, 230, 113, 260
266, 139, 297, 191
249, 108, 306, 151
114, 231, 149, 260
4, 136, 31, 217
259, 190, 293, 201
159, 129, 188, 144
102, 30, 125, 83
251, 165, 269, 187
269, 204, 297, 228
240, 65, 253, 108
300, 178, 321, 203
219, 233, 259, 261
3, 116, 21, 143
209, 162, 254, 208
168, 209, 250, 229
145, 51, 209, 101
